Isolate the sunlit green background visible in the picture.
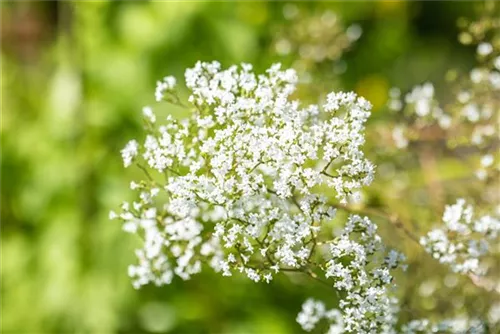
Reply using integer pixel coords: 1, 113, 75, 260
1, 1, 492, 333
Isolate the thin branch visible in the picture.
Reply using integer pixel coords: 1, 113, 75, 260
327, 202, 420, 244
137, 163, 154, 183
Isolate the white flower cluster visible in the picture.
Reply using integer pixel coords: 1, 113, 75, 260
274, 6, 361, 64
388, 76, 498, 155
402, 317, 486, 334
476, 153, 496, 181
113, 61, 408, 332
453, 40, 499, 179
109, 188, 204, 289
388, 83, 499, 181
296, 299, 343, 334
455, 67, 498, 150
321, 215, 403, 333
388, 24, 499, 181
469, 40, 500, 91
404, 83, 435, 117
420, 199, 500, 275
114, 61, 375, 283
391, 125, 408, 149
388, 84, 451, 129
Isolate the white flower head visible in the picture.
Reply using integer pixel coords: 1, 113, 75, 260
155, 76, 177, 102
494, 56, 500, 71
477, 42, 493, 56
142, 106, 156, 123
121, 140, 139, 167
421, 199, 500, 275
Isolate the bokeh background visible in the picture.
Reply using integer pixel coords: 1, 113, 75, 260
1, 1, 496, 333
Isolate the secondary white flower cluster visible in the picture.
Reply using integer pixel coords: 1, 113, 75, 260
388, 78, 499, 174
402, 317, 486, 334
274, 5, 361, 61
314, 215, 403, 333
420, 199, 500, 275
296, 299, 343, 334
387, 14, 499, 180
273, 5, 361, 78
454, 59, 499, 151
388, 84, 451, 129
454, 38, 499, 180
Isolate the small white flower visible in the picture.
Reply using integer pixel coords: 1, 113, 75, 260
392, 126, 408, 149
477, 42, 493, 56
462, 103, 480, 122
494, 56, 500, 71
121, 140, 139, 167
480, 154, 494, 167
142, 106, 156, 123
489, 71, 500, 89
155, 76, 177, 102
404, 82, 435, 117
109, 210, 118, 220
457, 91, 471, 103
470, 68, 485, 83
346, 24, 362, 41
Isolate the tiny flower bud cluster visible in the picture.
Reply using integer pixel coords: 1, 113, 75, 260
120, 140, 139, 168
155, 76, 177, 102
420, 199, 500, 275
296, 299, 343, 334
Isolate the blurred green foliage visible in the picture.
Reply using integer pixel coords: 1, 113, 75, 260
1, 1, 493, 333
